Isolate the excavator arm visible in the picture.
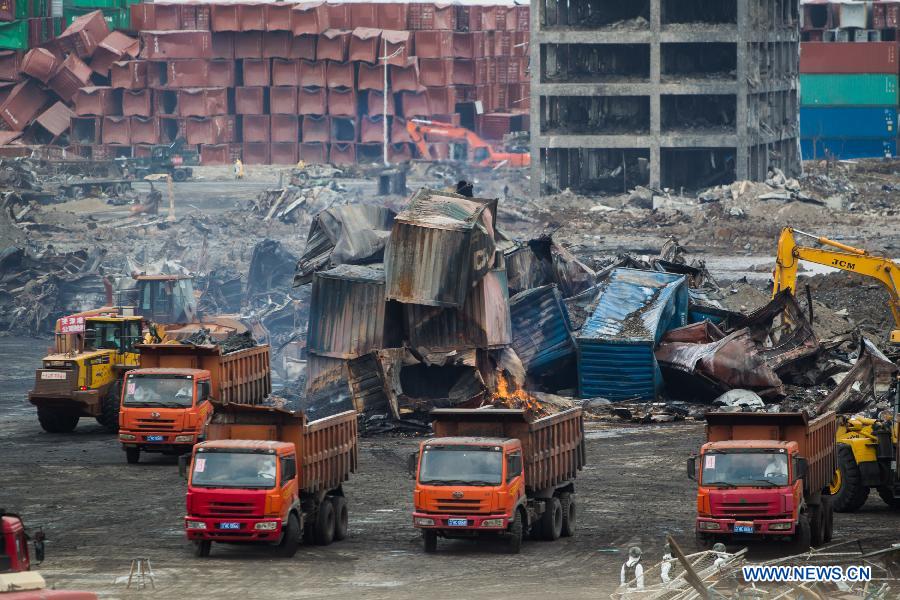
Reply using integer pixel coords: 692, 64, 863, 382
773, 227, 900, 342
405, 119, 530, 167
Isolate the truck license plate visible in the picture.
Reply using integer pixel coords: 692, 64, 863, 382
41, 371, 66, 380
447, 519, 468, 527
218, 522, 240, 530
734, 523, 754, 534
145, 435, 164, 442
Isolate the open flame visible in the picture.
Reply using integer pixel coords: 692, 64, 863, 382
484, 373, 548, 417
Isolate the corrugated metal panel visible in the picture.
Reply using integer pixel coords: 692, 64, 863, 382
21, 48, 59, 84
304, 353, 353, 419
405, 266, 512, 352
800, 74, 898, 106
800, 107, 896, 139
509, 284, 575, 375
576, 268, 688, 400
385, 188, 497, 308
308, 264, 394, 359
800, 42, 898, 74
800, 137, 896, 160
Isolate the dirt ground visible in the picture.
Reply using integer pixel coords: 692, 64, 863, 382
3, 336, 898, 599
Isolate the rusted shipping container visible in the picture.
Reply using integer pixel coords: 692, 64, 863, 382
243, 141, 270, 164
235, 86, 267, 115
426, 86, 457, 115
74, 86, 119, 117
308, 265, 399, 359
706, 412, 837, 495
431, 408, 585, 494
389, 142, 412, 162
399, 90, 430, 117
359, 114, 385, 143
111, 60, 147, 90
185, 115, 236, 145
91, 31, 140, 76
272, 58, 301, 86
261, 31, 290, 58
153, 3, 183, 31
408, 3, 456, 30
391, 59, 419, 92
801, 42, 898, 74
350, 2, 377, 28
122, 89, 152, 117
130, 3, 155, 31
207, 403, 357, 495
21, 48, 58, 84
873, 1, 900, 29
302, 113, 329, 141
210, 3, 240, 32
240, 3, 266, 31
200, 142, 240, 164
357, 62, 383, 91
327, 3, 352, 29
0, 51, 21, 82
270, 86, 298, 114
330, 142, 356, 165
382, 29, 410, 65
325, 60, 353, 88
242, 58, 271, 86
266, 3, 293, 31
57, 10, 109, 58
420, 58, 472, 86
390, 116, 410, 142
178, 87, 229, 117
102, 116, 130, 145
271, 113, 299, 142
385, 188, 498, 308
242, 114, 270, 143
300, 141, 328, 163
163, 60, 235, 88
70, 116, 100, 144
318, 28, 351, 62
415, 30, 452, 58
328, 87, 356, 116
452, 31, 484, 58
331, 116, 356, 141
368, 90, 394, 115
234, 31, 262, 58
377, 3, 408, 30
299, 86, 327, 115
34, 102, 73, 140
211, 31, 234, 59
137, 343, 271, 407
270, 141, 299, 164
292, 1, 330, 35
130, 116, 161, 144
293, 34, 317, 60
302, 59, 327, 87
349, 27, 381, 63
142, 30, 212, 60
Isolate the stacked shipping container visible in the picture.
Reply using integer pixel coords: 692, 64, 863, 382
800, 0, 899, 158
0, 0, 61, 52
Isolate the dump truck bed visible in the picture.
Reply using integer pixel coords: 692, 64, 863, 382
206, 403, 358, 494
705, 411, 837, 494
135, 343, 271, 405
431, 408, 585, 492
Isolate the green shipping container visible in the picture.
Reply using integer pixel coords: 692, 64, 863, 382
64, 6, 128, 29
0, 19, 29, 50
800, 74, 899, 107
69, 0, 128, 9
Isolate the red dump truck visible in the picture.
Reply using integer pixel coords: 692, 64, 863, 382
183, 403, 358, 557
412, 408, 585, 554
688, 412, 837, 549
118, 343, 270, 464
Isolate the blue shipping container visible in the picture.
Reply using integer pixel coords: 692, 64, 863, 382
509, 284, 576, 376
576, 269, 688, 401
800, 138, 896, 160
800, 107, 896, 139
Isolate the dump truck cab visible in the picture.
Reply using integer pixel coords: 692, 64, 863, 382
118, 368, 214, 463
185, 439, 297, 545
414, 436, 526, 536
29, 314, 142, 433
689, 412, 836, 550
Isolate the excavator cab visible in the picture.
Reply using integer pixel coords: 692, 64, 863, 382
132, 275, 197, 324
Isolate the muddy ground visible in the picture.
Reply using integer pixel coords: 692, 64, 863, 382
3, 336, 898, 599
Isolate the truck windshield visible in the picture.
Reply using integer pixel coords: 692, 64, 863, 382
419, 446, 503, 486
191, 452, 277, 489
124, 375, 194, 407
701, 452, 789, 487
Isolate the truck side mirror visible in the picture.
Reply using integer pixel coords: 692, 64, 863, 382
793, 457, 808, 481
178, 454, 190, 480
686, 456, 696, 481
407, 452, 418, 480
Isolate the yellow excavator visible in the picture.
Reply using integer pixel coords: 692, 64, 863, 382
773, 227, 900, 511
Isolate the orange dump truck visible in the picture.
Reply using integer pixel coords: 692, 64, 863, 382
413, 408, 585, 554
689, 412, 837, 550
183, 403, 358, 557
118, 343, 271, 464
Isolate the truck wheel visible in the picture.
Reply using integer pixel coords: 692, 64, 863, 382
877, 487, 900, 510
823, 496, 834, 543
808, 505, 823, 547
96, 384, 121, 433
832, 444, 869, 512
277, 514, 300, 558
507, 509, 523, 554
330, 497, 349, 541
560, 493, 576, 537
125, 447, 140, 464
423, 530, 437, 553
315, 500, 335, 546
38, 410, 79, 433
540, 497, 563, 541
793, 514, 811, 552
194, 540, 211, 557
173, 169, 188, 182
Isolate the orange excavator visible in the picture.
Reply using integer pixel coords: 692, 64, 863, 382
406, 119, 530, 169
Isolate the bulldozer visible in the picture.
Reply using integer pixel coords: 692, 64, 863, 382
773, 226, 900, 511
28, 274, 199, 434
